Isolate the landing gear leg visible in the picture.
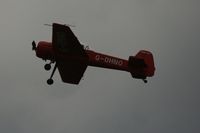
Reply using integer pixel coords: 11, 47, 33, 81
47, 63, 57, 85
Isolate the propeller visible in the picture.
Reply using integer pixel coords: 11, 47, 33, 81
32, 41, 37, 51
44, 23, 75, 27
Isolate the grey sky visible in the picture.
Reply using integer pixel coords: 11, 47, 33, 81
0, 0, 200, 133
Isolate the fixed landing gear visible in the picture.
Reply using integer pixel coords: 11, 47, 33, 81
42, 61, 57, 85
44, 64, 51, 71
143, 79, 148, 83
47, 79, 54, 85
44, 61, 55, 71
46, 63, 57, 85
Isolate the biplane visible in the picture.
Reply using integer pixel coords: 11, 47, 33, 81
32, 23, 155, 85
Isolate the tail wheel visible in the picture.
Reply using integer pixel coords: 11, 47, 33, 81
143, 79, 148, 83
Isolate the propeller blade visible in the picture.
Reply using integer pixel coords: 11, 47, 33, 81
32, 41, 36, 51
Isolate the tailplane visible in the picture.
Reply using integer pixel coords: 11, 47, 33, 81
128, 50, 155, 82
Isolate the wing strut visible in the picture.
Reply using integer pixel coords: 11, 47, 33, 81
47, 63, 57, 85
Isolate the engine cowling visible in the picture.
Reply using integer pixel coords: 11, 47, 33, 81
36, 41, 55, 61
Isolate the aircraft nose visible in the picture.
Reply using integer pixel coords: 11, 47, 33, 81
35, 41, 54, 60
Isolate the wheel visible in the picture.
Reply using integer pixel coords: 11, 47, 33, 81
143, 79, 148, 83
44, 64, 51, 71
47, 79, 54, 85
32, 41, 37, 51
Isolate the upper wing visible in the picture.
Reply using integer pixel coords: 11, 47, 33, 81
52, 23, 88, 84
52, 23, 87, 57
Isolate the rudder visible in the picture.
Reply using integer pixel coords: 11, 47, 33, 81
129, 50, 155, 79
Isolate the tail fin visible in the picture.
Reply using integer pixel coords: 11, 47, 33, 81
128, 50, 155, 79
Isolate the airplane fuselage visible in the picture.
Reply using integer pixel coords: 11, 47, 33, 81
86, 50, 129, 72
36, 41, 131, 72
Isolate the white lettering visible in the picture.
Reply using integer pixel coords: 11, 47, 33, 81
95, 55, 123, 66
104, 57, 109, 63
104, 57, 123, 66
95, 55, 100, 61
118, 60, 123, 66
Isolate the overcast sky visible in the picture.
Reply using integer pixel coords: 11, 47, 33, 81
0, 0, 200, 133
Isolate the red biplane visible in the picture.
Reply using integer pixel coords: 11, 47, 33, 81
32, 23, 155, 85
